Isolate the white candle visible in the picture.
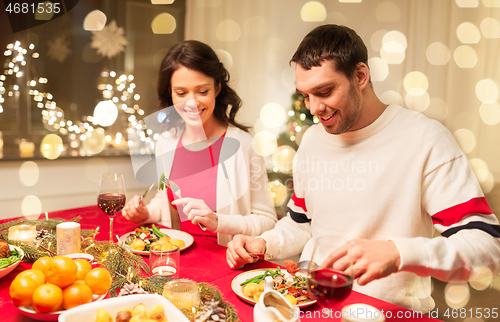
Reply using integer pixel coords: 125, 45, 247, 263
8, 225, 37, 243
56, 222, 81, 255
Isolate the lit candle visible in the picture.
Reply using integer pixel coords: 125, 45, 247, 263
19, 139, 35, 158
8, 225, 37, 243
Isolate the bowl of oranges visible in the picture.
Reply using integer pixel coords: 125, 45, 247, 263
9, 254, 112, 321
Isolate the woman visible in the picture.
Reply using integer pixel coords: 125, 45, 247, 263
122, 40, 277, 246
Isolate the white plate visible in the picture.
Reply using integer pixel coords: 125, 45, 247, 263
231, 269, 317, 308
17, 293, 106, 322
59, 294, 190, 322
0, 245, 24, 279
119, 228, 194, 256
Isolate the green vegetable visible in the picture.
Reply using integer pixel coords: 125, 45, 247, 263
151, 224, 167, 238
159, 173, 166, 190
0, 249, 22, 269
240, 268, 277, 286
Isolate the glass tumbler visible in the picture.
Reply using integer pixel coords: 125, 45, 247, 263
149, 244, 180, 278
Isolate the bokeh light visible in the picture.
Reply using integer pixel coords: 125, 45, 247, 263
380, 90, 403, 106
215, 49, 233, 69
300, 1, 327, 22
482, 0, 500, 7
40, 134, 63, 160
243, 16, 268, 38
83, 10, 107, 31
375, 1, 401, 22
19, 161, 39, 187
151, 13, 176, 34
22, 195, 42, 219
455, 0, 479, 7
93, 100, 118, 127
82, 128, 106, 155
404, 71, 429, 96
405, 92, 430, 112
272, 145, 296, 173
475, 78, 499, 103
454, 45, 478, 68
445, 282, 470, 308
475, 169, 495, 193
368, 57, 389, 81
269, 181, 289, 207
426, 42, 451, 65
264, 38, 288, 61
252, 131, 278, 157
254, 119, 280, 137
469, 158, 488, 172
454, 128, 476, 154
260, 102, 286, 128
456, 22, 481, 43
479, 102, 500, 125
382, 30, 407, 53
216, 20, 241, 42
424, 98, 449, 122
480, 17, 500, 38
370, 29, 388, 52
35, 1, 55, 21
380, 48, 405, 64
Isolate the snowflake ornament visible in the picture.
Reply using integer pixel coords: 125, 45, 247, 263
47, 36, 71, 63
91, 20, 128, 59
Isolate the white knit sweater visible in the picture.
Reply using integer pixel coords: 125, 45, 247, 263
261, 104, 500, 311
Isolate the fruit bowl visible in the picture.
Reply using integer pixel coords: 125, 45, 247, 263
16, 293, 106, 321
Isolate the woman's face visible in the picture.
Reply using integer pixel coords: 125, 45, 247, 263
170, 66, 220, 129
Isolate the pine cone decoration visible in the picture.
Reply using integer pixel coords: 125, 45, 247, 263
118, 281, 148, 296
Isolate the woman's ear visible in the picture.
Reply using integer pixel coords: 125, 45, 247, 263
355, 62, 370, 90
215, 82, 222, 97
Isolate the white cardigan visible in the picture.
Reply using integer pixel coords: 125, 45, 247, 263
144, 125, 277, 246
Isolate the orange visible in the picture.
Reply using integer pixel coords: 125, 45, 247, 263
32, 256, 53, 275
85, 267, 112, 295
32, 283, 63, 313
9, 275, 39, 306
74, 259, 92, 280
62, 283, 93, 310
16, 269, 45, 286
45, 256, 78, 288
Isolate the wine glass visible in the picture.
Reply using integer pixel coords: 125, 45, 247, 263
306, 236, 353, 307
97, 173, 126, 242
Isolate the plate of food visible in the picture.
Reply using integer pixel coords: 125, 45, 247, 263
119, 224, 194, 255
0, 244, 24, 279
231, 264, 317, 308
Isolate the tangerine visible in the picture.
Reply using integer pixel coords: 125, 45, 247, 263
45, 256, 77, 288
74, 259, 92, 280
32, 256, 53, 275
9, 275, 38, 306
85, 267, 112, 295
62, 283, 93, 310
16, 269, 45, 286
32, 283, 63, 313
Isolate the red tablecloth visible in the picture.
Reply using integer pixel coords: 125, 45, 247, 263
0, 206, 440, 321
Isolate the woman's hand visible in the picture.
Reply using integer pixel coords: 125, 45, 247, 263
171, 198, 218, 231
122, 195, 150, 224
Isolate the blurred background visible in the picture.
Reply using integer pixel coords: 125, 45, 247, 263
0, 1, 499, 320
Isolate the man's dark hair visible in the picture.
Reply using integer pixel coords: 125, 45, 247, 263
290, 24, 369, 80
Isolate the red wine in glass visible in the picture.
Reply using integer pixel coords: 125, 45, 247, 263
307, 269, 353, 305
98, 193, 126, 216
97, 173, 126, 242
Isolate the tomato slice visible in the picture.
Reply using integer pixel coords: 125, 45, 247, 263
284, 260, 298, 275
299, 289, 314, 299
287, 286, 299, 293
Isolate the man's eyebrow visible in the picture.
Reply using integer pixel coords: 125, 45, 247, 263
296, 82, 336, 94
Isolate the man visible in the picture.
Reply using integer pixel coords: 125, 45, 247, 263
226, 24, 500, 310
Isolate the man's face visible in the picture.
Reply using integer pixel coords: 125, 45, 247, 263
295, 61, 362, 135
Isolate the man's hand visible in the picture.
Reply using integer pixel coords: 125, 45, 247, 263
122, 195, 150, 224
321, 239, 401, 285
226, 235, 267, 269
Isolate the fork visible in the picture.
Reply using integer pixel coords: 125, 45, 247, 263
162, 177, 207, 231
140, 184, 154, 201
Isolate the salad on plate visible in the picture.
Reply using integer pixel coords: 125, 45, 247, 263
124, 224, 185, 252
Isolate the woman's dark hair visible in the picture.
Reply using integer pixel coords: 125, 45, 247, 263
290, 24, 370, 83
157, 40, 249, 133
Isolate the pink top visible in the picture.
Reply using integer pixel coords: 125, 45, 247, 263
167, 132, 226, 236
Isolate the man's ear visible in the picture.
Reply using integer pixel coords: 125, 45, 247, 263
355, 62, 370, 90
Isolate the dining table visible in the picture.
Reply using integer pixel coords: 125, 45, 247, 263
0, 205, 442, 322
